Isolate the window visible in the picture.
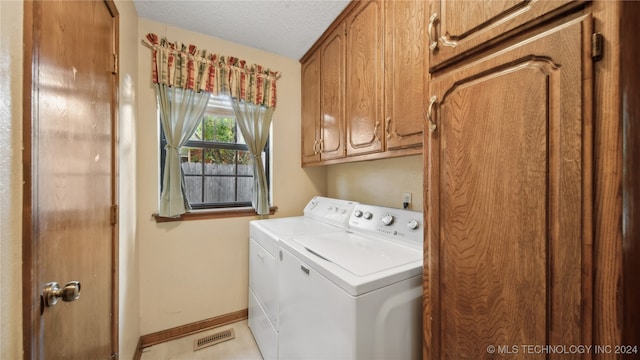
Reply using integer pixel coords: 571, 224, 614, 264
160, 95, 270, 209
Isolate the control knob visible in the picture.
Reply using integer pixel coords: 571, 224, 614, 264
354, 210, 363, 218
407, 219, 420, 230
363, 211, 373, 220
381, 214, 394, 226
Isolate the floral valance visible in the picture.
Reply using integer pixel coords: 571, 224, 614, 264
142, 33, 281, 108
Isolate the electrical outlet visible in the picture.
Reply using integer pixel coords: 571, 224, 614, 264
402, 192, 412, 209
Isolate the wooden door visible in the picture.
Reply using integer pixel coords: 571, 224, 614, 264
345, 0, 384, 157
320, 22, 346, 161
23, 1, 118, 359
301, 51, 321, 165
428, 0, 580, 71
384, 0, 426, 152
424, 13, 593, 360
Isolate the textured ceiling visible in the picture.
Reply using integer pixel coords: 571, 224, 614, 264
134, 0, 351, 60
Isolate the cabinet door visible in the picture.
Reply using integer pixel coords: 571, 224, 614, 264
301, 51, 321, 165
345, 0, 384, 156
384, 0, 426, 151
424, 14, 593, 359
428, 0, 579, 70
320, 22, 346, 161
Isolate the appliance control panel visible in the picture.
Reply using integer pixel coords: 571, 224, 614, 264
349, 204, 423, 249
303, 196, 358, 228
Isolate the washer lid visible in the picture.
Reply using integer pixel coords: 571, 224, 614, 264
294, 232, 421, 277
250, 217, 346, 256
251, 217, 344, 237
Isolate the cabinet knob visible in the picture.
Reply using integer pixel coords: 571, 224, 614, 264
428, 13, 439, 51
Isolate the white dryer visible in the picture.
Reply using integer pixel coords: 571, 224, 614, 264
248, 197, 357, 360
278, 203, 424, 360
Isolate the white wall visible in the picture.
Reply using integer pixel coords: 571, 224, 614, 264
0, 1, 24, 359
327, 155, 424, 211
137, 18, 326, 334
115, 1, 141, 359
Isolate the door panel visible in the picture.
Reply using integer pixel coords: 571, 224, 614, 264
428, 0, 580, 71
320, 23, 346, 161
384, 0, 426, 151
441, 65, 549, 357
345, 0, 383, 156
301, 52, 321, 165
24, 0, 117, 358
425, 14, 592, 360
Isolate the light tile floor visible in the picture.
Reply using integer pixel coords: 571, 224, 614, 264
140, 320, 264, 360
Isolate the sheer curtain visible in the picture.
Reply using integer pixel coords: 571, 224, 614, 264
227, 60, 280, 215
231, 101, 274, 215
143, 33, 280, 217
156, 85, 210, 216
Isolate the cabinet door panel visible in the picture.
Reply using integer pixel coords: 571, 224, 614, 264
425, 14, 592, 360
429, 0, 580, 70
320, 23, 346, 160
346, 0, 384, 156
301, 52, 321, 165
384, 0, 426, 151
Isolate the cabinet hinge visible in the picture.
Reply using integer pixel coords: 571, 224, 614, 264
110, 204, 118, 226
591, 32, 603, 62
112, 53, 118, 74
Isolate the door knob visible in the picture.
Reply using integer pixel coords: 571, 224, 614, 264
42, 281, 81, 307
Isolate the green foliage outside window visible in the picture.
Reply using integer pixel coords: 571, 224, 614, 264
185, 116, 251, 165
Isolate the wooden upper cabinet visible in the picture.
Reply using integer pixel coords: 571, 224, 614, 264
320, 22, 347, 161
300, 0, 426, 166
301, 23, 346, 166
427, 0, 581, 71
384, 0, 426, 152
345, 0, 384, 157
424, 12, 593, 359
301, 51, 321, 165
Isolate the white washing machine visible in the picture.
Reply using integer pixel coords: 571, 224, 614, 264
278, 203, 424, 360
248, 197, 357, 360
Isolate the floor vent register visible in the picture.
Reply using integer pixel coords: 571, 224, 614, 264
193, 328, 236, 351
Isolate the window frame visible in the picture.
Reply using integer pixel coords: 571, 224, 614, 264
159, 96, 271, 211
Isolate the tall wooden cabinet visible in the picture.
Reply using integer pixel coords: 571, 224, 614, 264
424, 1, 640, 358
425, 13, 592, 359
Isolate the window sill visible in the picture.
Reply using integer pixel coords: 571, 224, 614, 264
152, 206, 278, 223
